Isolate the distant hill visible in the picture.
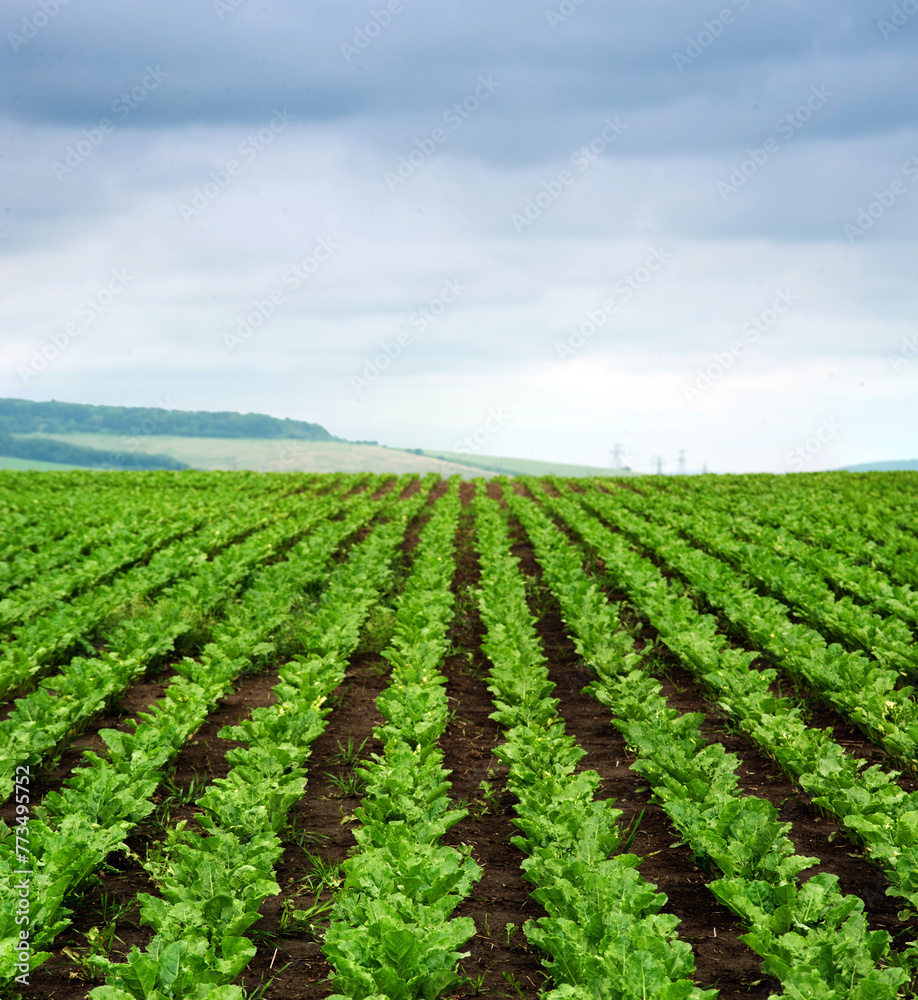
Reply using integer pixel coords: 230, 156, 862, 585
0, 432, 188, 470
0, 398, 338, 441
843, 460, 918, 472
8, 433, 493, 477
415, 449, 638, 478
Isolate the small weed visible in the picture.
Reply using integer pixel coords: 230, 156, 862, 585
500, 971, 526, 999
456, 967, 490, 995
160, 771, 205, 809
62, 922, 123, 978
323, 770, 366, 798
327, 735, 368, 767
86, 890, 135, 927
298, 851, 343, 891
241, 966, 291, 1000
324, 687, 348, 712
469, 778, 503, 820
620, 808, 645, 853
503, 922, 517, 948
277, 893, 334, 937
283, 822, 329, 851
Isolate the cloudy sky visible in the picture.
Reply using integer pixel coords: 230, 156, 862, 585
2, 0, 917, 473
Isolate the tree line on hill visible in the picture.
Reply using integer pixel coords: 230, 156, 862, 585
0, 398, 339, 441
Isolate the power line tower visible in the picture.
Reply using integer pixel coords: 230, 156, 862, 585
652, 455, 663, 476
609, 443, 625, 469
677, 449, 686, 475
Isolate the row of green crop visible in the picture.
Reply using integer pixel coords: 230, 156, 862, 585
0, 474, 313, 630
646, 478, 918, 628
474, 489, 714, 1000
321, 483, 487, 1000
0, 483, 367, 807
87, 482, 435, 999
537, 483, 918, 922
575, 482, 918, 769
507, 486, 912, 999
658, 474, 918, 589
0, 476, 347, 706
0, 485, 412, 990
617, 483, 918, 671
0, 471, 308, 568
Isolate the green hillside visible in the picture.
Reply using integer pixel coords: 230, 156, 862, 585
25, 434, 493, 477
843, 459, 918, 472
0, 455, 83, 471
0, 432, 188, 470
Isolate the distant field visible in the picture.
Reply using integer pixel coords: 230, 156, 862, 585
27, 434, 492, 476
419, 449, 639, 478
0, 455, 83, 471
9, 433, 641, 478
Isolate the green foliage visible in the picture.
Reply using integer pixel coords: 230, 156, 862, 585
0, 396, 338, 441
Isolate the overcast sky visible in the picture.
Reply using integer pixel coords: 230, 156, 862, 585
2, 0, 917, 473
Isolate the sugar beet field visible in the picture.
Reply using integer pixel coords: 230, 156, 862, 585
4, 471, 918, 1000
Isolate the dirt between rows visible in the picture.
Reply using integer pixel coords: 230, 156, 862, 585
9, 478, 913, 999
